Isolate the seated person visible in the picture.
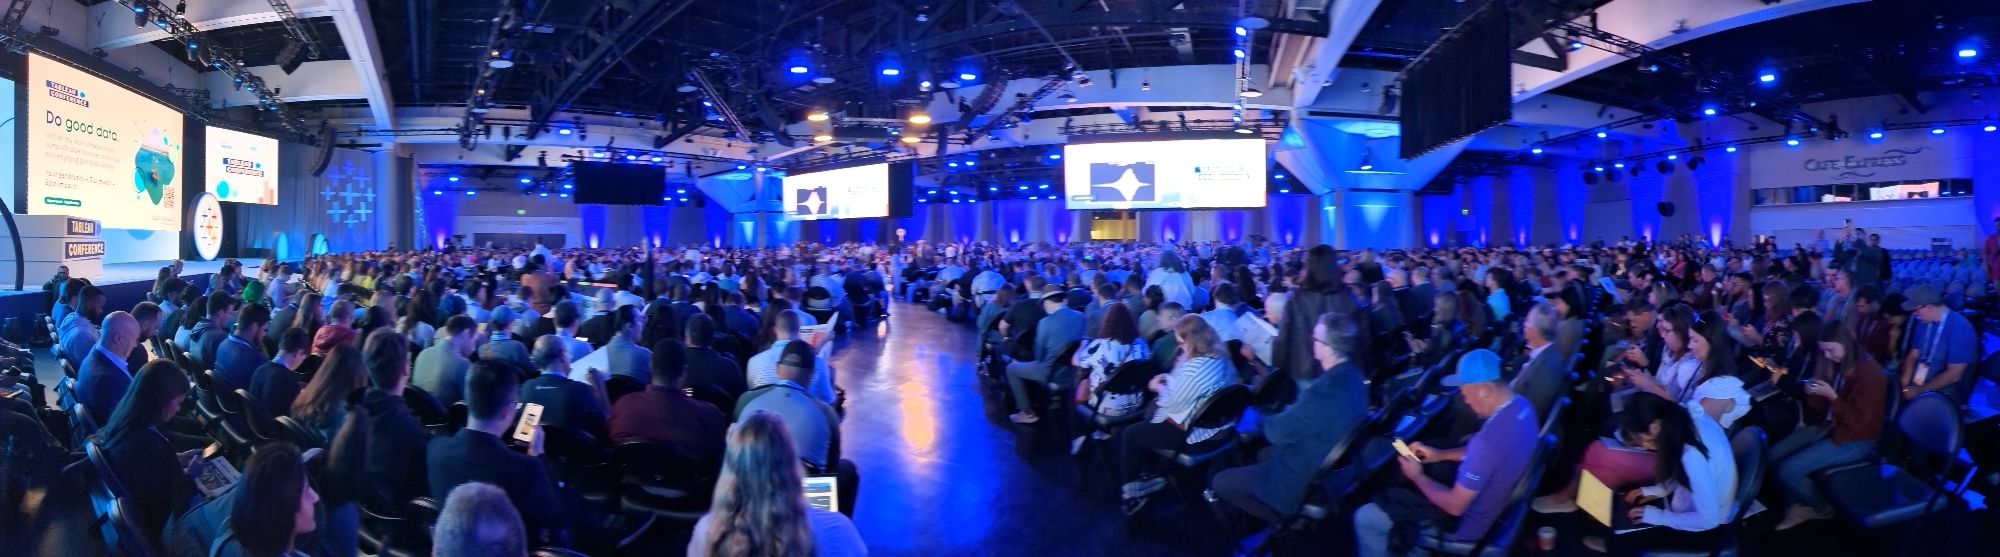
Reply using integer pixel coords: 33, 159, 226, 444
737, 341, 857, 514
249, 327, 312, 418
212, 303, 272, 391
75, 312, 140, 423
1118, 315, 1238, 516
608, 341, 726, 465
1773, 323, 1887, 531
690, 413, 865, 557
1531, 392, 1735, 553
745, 310, 836, 405
359, 330, 432, 511
1354, 349, 1537, 557
92, 360, 195, 548
1003, 289, 1086, 425
215, 442, 321, 557
434, 483, 527, 557
427, 360, 568, 544
57, 285, 106, 367
412, 315, 477, 406
1072, 304, 1153, 423
521, 335, 610, 439
1897, 285, 1975, 402
1211, 313, 1368, 522
192, 292, 242, 371
681, 314, 747, 406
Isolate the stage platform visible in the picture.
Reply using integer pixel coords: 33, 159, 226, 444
0, 260, 261, 324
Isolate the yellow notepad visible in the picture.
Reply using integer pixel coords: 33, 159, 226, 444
1579, 470, 1615, 527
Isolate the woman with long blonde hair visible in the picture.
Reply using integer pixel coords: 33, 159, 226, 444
690, 413, 866, 557
1117, 314, 1239, 516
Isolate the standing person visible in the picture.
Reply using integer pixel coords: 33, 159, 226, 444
1985, 217, 2000, 288
687, 413, 866, 557
1272, 246, 1353, 382
1145, 250, 1197, 310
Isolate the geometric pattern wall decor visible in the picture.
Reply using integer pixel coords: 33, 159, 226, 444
319, 160, 375, 228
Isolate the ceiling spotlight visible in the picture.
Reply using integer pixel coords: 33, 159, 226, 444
813, 76, 836, 84
919, 80, 933, 91
806, 111, 829, 122
1233, 125, 1254, 134
1758, 72, 1776, 84
557, 128, 573, 135
1240, 88, 1263, 98
1141, 80, 1151, 91
1059, 92, 1077, 103
1529, 147, 1544, 154
1568, 40, 1585, 51
881, 68, 901, 76
908, 113, 932, 124
518, 177, 532, 184
958, 72, 978, 81
1582, 169, 1599, 185
1985, 125, 1998, 132
1655, 160, 1675, 174
1667, 154, 1679, 160
813, 133, 833, 142
1786, 138, 1802, 146
650, 156, 665, 163
1233, 48, 1247, 59
1595, 131, 1609, 139
1687, 155, 1705, 171
1869, 131, 1884, 139
174, 1, 187, 15
1358, 150, 1375, 171
447, 176, 460, 182
1702, 107, 1717, 116
1725, 146, 1738, 153
788, 65, 810, 74
1931, 127, 1946, 135
1613, 162, 1625, 168
488, 51, 513, 69
1960, 48, 1980, 59
900, 135, 921, 144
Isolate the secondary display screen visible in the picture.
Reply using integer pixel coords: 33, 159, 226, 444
27, 53, 186, 230
204, 127, 280, 204
783, 162, 912, 220
1062, 137, 1268, 210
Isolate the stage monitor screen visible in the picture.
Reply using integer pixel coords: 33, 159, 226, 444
26, 53, 186, 230
783, 162, 912, 220
205, 126, 281, 204
571, 162, 666, 205
1062, 137, 1267, 210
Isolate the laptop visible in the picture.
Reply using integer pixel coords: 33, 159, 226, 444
1578, 470, 1653, 533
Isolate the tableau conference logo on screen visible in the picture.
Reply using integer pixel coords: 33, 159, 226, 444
222, 157, 265, 177
44, 80, 88, 108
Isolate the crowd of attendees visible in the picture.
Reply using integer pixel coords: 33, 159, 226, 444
7, 223, 1995, 556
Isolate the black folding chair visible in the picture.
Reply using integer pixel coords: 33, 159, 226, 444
1812, 392, 1966, 557
1149, 385, 1253, 504
1416, 432, 1558, 556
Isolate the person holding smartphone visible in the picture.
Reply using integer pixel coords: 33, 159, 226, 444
1771, 322, 1887, 531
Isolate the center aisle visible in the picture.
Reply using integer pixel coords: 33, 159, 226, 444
830, 301, 1232, 557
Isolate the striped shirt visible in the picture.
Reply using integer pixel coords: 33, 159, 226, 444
1153, 355, 1237, 444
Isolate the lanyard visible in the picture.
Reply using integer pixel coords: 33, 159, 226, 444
1924, 317, 1949, 366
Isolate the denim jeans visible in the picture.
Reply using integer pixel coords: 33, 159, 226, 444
1005, 360, 1054, 413
1769, 425, 1876, 510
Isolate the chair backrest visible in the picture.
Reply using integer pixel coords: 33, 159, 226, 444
1051, 339, 1084, 366
402, 387, 448, 425
207, 371, 246, 414
1898, 391, 1963, 459
1468, 433, 1558, 556
614, 441, 715, 492
106, 496, 158, 557
1100, 359, 1162, 394
1729, 426, 1767, 522
1537, 397, 1569, 440
605, 374, 646, 406
86, 440, 128, 498
274, 416, 326, 450
539, 425, 604, 469
1187, 384, 1253, 430
71, 403, 100, 441
235, 389, 280, 441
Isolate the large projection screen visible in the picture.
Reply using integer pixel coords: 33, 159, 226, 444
784, 163, 892, 220
205, 126, 280, 204
27, 53, 185, 231
1062, 137, 1267, 210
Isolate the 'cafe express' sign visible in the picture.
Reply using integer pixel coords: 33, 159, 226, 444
1801, 147, 1924, 173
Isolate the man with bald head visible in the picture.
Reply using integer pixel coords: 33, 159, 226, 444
74, 311, 139, 422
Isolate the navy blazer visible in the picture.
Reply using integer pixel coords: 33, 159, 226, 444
74, 348, 132, 424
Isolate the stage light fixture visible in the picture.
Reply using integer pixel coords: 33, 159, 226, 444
1667, 154, 1679, 160
1961, 48, 1980, 58
1059, 92, 1077, 103
1593, 165, 1605, 172
518, 177, 531, 184
881, 68, 901, 76
789, 65, 810, 74
539, 192, 548, 198
1985, 125, 1998, 132
1582, 169, 1599, 185
651, 156, 665, 163
1235, 26, 1247, 36
1240, 88, 1263, 98
447, 175, 460, 182
813, 133, 833, 142
1758, 72, 1776, 83
557, 128, 572, 135
1595, 131, 1608, 139
1656, 160, 1675, 174
958, 72, 978, 81
1931, 127, 1946, 135
1613, 162, 1625, 168
1687, 155, 1706, 170
465, 191, 476, 196
1702, 107, 1717, 116
964, 161, 975, 167
1530, 147, 1544, 154
1869, 131, 1884, 139
1568, 40, 1584, 51
900, 135, 921, 144
562, 183, 573, 189
1725, 146, 1738, 153
907, 112, 931, 124
558, 193, 569, 198
431, 190, 441, 195
1786, 138, 1802, 146
1048, 154, 1062, 160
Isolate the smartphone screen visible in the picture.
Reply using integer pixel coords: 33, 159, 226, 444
513, 403, 543, 444
1391, 438, 1417, 460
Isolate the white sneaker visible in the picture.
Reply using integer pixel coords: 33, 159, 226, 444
1530, 495, 1579, 514
1121, 474, 1168, 498
1007, 412, 1040, 424
1070, 436, 1087, 456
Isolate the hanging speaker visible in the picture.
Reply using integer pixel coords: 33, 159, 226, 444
1604, 169, 1620, 182
1657, 201, 1676, 217
1655, 160, 1675, 175
308, 124, 337, 177
1582, 169, 1599, 185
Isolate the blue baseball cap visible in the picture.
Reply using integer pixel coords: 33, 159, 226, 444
1442, 349, 1503, 387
